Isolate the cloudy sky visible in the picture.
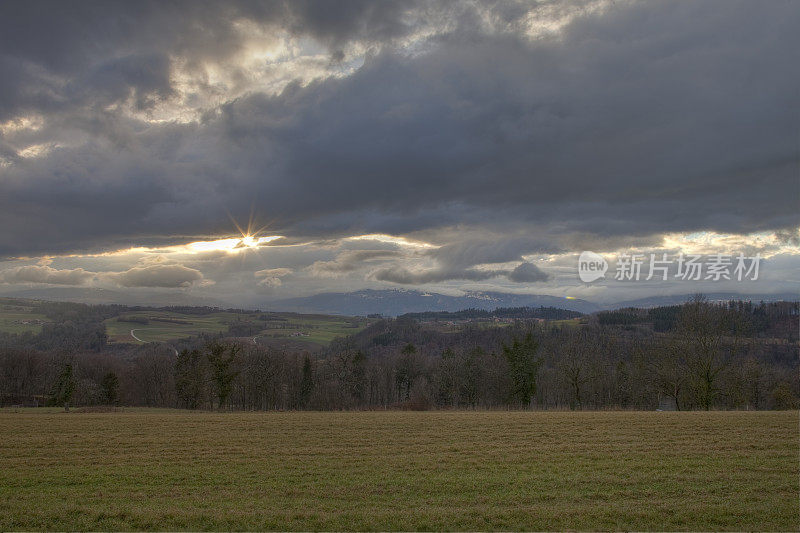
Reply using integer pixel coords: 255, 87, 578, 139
0, 0, 798, 308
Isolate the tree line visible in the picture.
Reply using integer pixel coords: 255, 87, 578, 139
0, 297, 797, 411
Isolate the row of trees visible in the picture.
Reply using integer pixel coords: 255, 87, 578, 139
0, 298, 797, 411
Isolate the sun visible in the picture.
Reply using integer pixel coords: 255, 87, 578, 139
179, 211, 283, 254
185, 234, 281, 253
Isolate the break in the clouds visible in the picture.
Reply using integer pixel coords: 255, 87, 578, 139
0, 0, 797, 306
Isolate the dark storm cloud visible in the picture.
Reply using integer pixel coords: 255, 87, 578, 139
0, 0, 798, 258
277, 0, 418, 50
0, 0, 427, 120
244, 3, 798, 238
80, 54, 174, 111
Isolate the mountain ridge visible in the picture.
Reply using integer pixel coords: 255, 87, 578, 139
1, 287, 795, 316
272, 289, 597, 315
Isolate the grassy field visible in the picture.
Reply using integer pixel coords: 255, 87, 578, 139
0, 300, 49, 334
255, 314, 367, 349
104, 311, 231, 343
0, 410, 796, 531
104, 311, 369, 349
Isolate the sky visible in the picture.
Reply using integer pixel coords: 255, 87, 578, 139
0, 0, 798, 309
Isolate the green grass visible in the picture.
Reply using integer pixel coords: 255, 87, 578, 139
0, 302, 49, 334
105, 311, 230, 343
549, 317, 585, 327
105, 311, 369, 348
0, 410, 796, 530
256, 315, 366, 346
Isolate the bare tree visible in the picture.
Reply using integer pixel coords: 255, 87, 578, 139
558, 330, 593, 410
679, 295, 726, 410
649, 338, 689, 410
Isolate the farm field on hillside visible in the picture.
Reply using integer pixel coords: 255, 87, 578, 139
0, 299, 49, 334
254, 314, 367, 349
104, 310, 369, 349
104, 311, 230, 343
0, 410, 796, 531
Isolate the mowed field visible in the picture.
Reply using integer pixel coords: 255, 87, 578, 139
0, 410, 796, 531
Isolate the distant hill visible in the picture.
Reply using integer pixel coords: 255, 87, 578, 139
0, 287, 220, 307
270, 289, 599, 316
611, 292, 799, 309
2, 286, 794, 317
402, 306, 584, 321
269, 288, 798, 316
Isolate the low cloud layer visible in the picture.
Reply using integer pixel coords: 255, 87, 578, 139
109, 263, 206, 288
0, 261, 206, 289
254, 267, 293, 287
0, 265, 94, 286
